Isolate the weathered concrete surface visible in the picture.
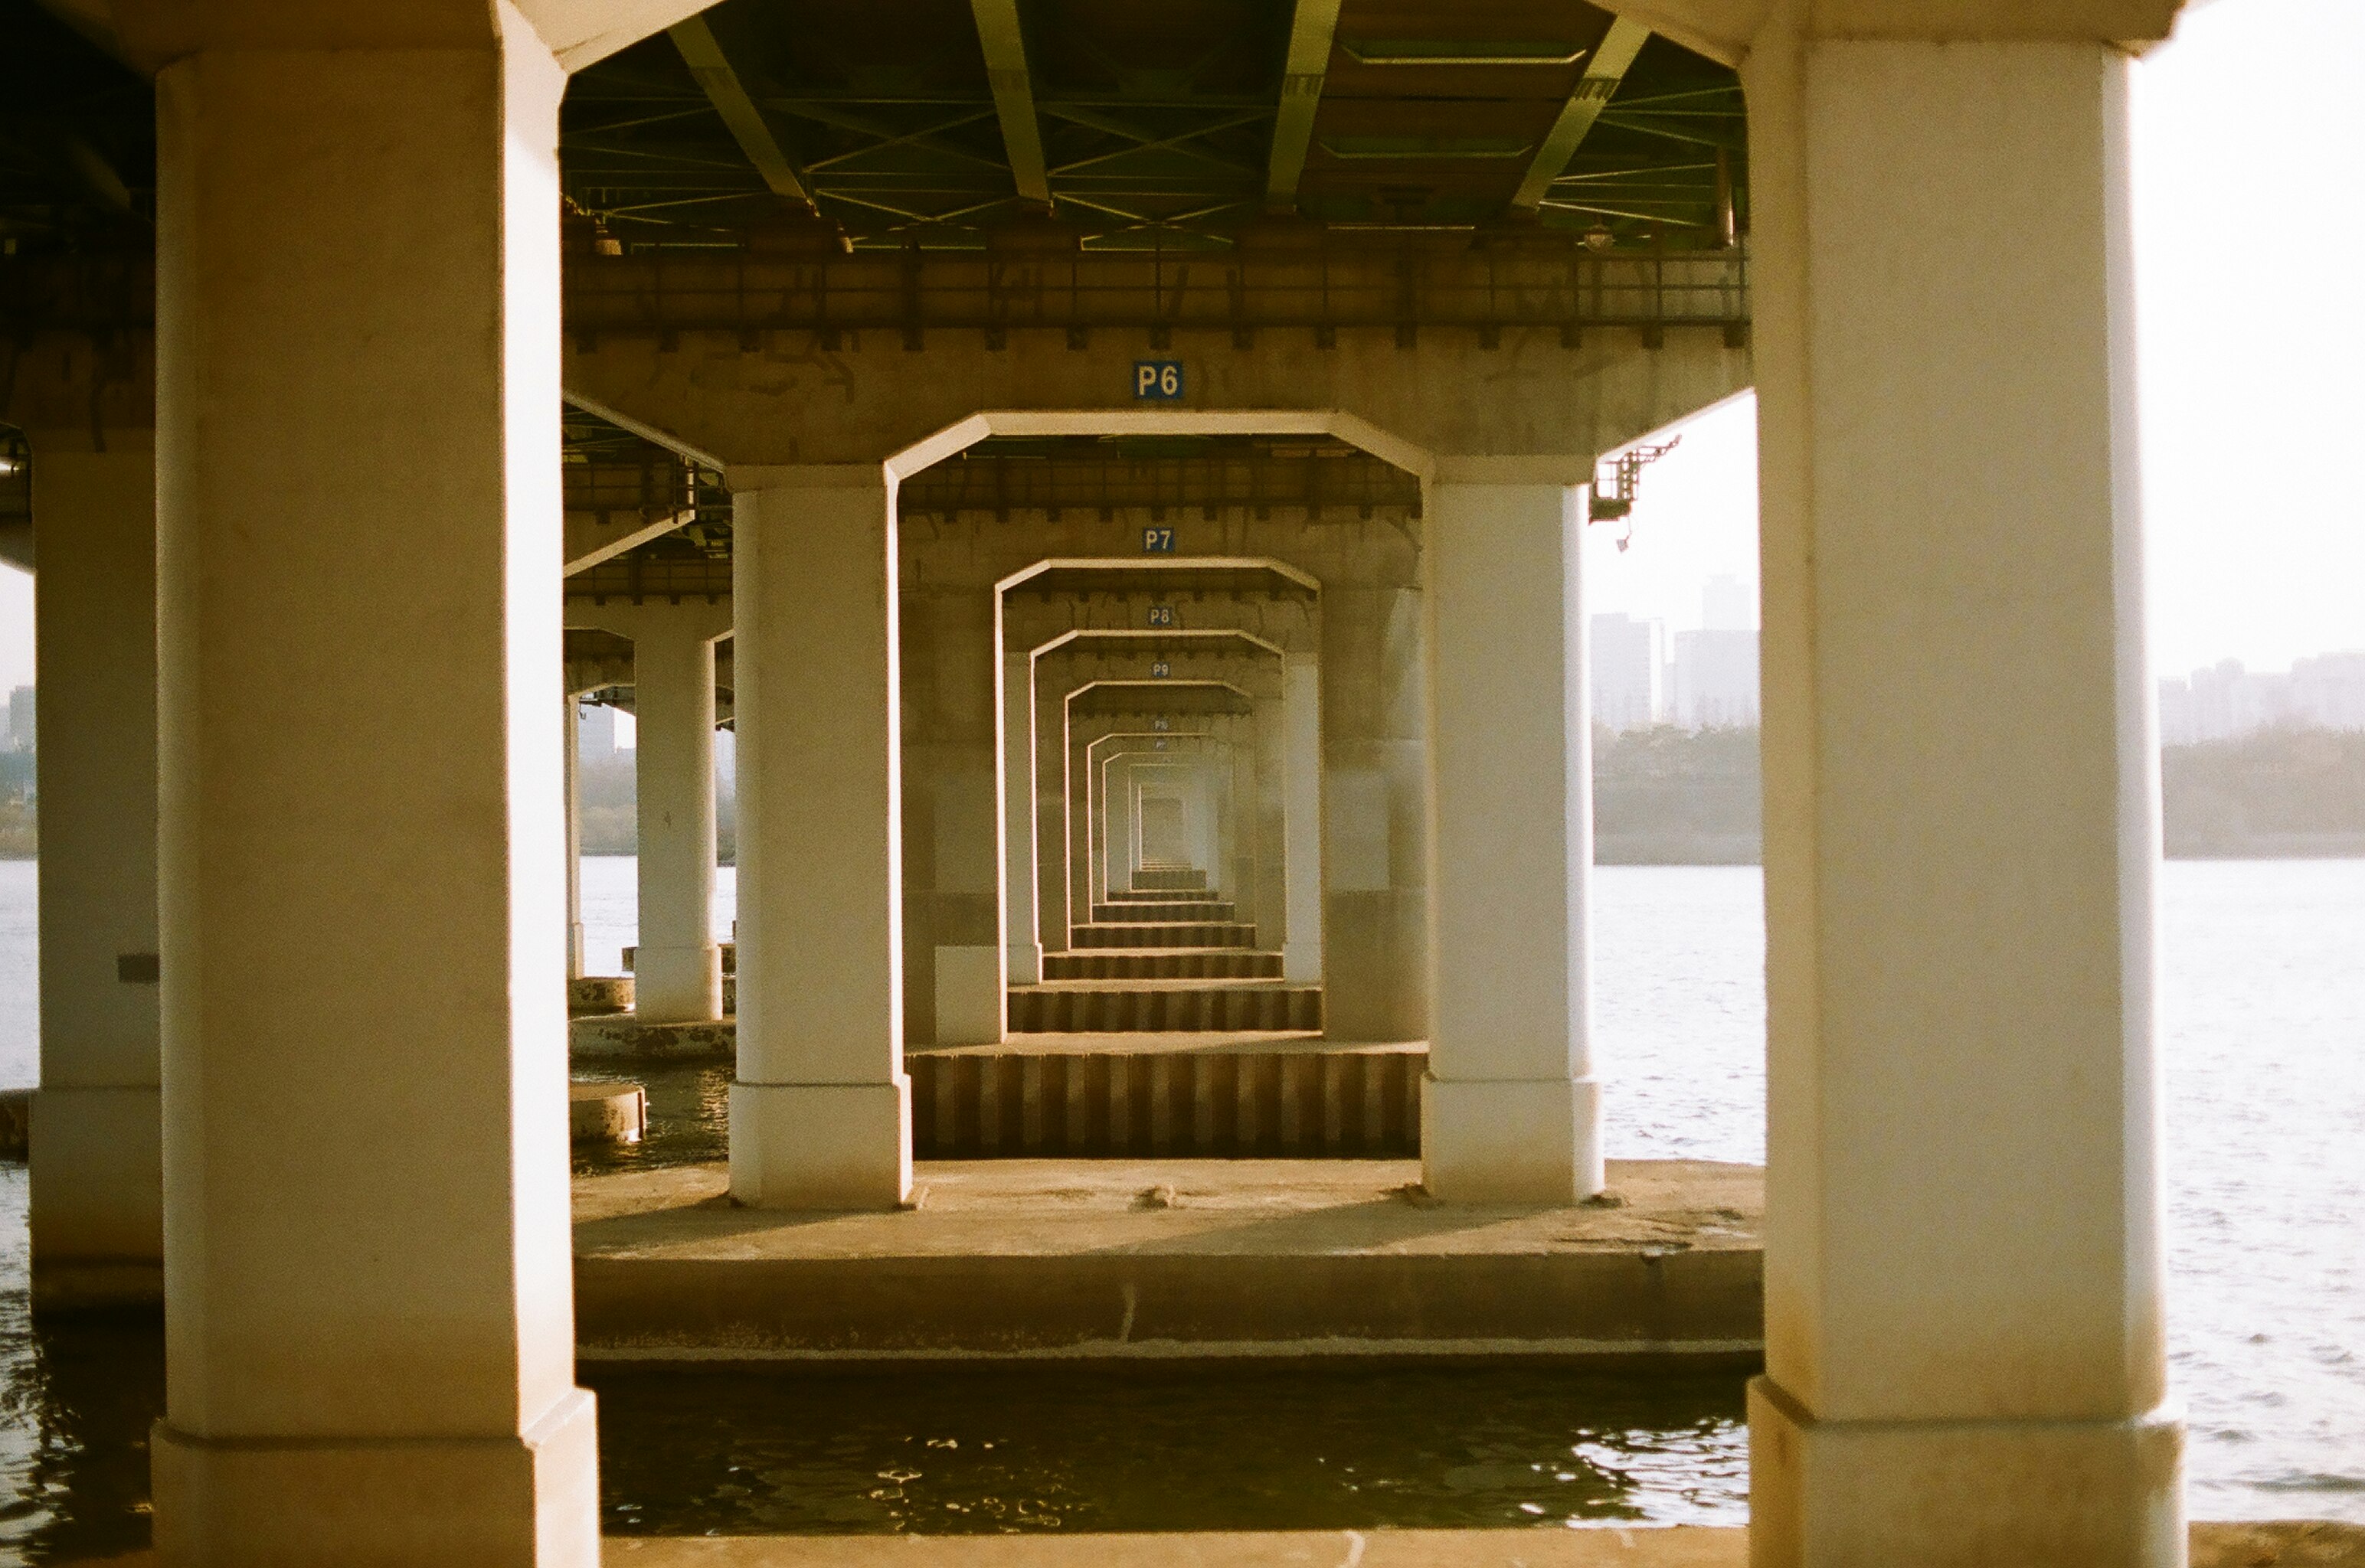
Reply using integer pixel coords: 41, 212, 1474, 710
64, 1521, 2365, 1568
573, 1158, 1762, 1361
571, 1014, 737, 1062
569, 975, 635, 1015
569, 1082, 647, 1145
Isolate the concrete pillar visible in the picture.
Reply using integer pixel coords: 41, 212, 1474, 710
564, 695, 585, 982
998, 651, 1039, 985
1420, 469, 1598, 1203
1743, 34, 2180, 1565
1281, 652, 1324, 982
29, 446, 162, 1311
1226, 735, 1258, 916
631, 617, 722, 1021
1031, 650, 1070, 956
1184, 763, 1218, 883
146, 22, 596, 1561
730, 466, 909, 1208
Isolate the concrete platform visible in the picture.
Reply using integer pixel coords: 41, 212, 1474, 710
911, 1038, 1422, 1157
64, 1521, 2365, 1567
610, 1523, 2365, 1567
572, 1158, 1762, 1361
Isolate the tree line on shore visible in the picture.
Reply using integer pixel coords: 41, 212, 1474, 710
1, 727, 2357, 863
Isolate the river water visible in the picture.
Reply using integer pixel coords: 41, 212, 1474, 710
0, 856, 2355, 1551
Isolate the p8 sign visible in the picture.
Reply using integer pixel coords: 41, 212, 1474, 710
1133, 361, 1184, 401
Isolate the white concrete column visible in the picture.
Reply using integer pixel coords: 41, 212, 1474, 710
564, 694, 584, 982
1743, 33, 2180, 1564
1031, 650, 1071, 955
1184, 763, 1217, 883
1281, 652, 1324, 982
29, 446, 162, 1311
730, 466, 909, 1208
1420, 468, 1598, 1203
147, 21, 596, 1561
630, 616, 723, 1021
997, 650, 1040, 985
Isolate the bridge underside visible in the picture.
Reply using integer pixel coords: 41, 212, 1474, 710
1, 0, 2191, 1561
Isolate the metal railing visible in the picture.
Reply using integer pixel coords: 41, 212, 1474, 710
561, 240, 1750, 348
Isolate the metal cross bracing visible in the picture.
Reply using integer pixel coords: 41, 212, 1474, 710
0, 0, 1749, 332
559, 0, 1747, 257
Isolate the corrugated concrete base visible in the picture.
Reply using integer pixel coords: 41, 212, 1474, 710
573, 1158, 1763, 1362
911, 1037, 1425, 1157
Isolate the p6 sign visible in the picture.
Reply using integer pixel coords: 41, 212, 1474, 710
1133, 361, 1184, 401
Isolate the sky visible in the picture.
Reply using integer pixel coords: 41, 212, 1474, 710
2, 0, 2359, 691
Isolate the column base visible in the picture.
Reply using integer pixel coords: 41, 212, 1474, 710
934, 945, 1005, 1045
1748, 1377, 2185, 1568
1006, 942, 1043, 987
730, 1079, 911, 1209
1281, 940, 1321, 985
1420, 1073, 1602, 1203
31, 1083, 162, 1309
152, 1387, 600, 1566
632, 942, 723, 1023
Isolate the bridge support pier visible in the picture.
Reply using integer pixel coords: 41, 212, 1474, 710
1744, 32, 2181, 1568
1280, 651, 1324, 983
999, 650, 1042, 989
145, 21, 596, 1563
730, 466, 911, 1210
28, 446, 162, 1311
626, 609, 726, 1022
1420, 465, 1600, 1204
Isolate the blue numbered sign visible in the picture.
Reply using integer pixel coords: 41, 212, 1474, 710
1133, 360, 1184, 401
1147, 604, 1176, 627
1141, 526, 1176, 554
1152, 716, 1172, 732
1150, 661, 1172, 679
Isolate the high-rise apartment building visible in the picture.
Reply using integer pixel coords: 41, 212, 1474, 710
1670, 630, 1761, 730
5, 685, 31, 753
2160, 651, 2365, 743
577, 699, 618, 760
1590, 613, 1664, 732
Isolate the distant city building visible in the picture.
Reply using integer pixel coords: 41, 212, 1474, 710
1702, 573, 1755, 633
5, 685, 30, 753
577, 700, 618, 760
2158, 651, 2365, 743
1670, 630, 1761, 730
2293, 652, 2365, 731
1590, 614, 1664, 732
